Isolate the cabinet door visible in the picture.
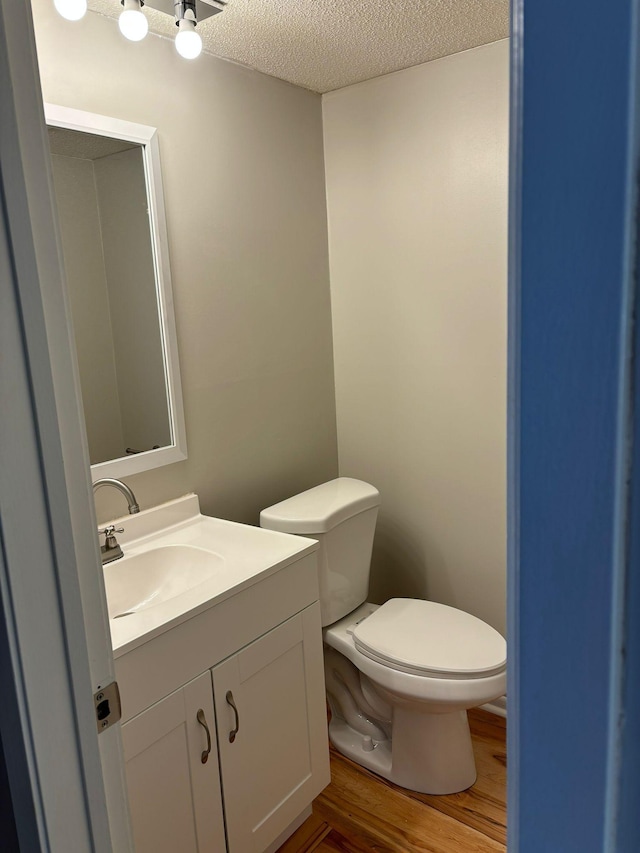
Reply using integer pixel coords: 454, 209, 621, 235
121, 671, 226, 853
212, 603, 330, 853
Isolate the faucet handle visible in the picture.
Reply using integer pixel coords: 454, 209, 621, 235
98, 525, 124, 537
98, 526, 125, 551
97, 525, 124, 565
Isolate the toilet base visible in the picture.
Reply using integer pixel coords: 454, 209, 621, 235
328, 706, 477, 795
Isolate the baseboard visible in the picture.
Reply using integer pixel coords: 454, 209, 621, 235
480, 695, 507, 718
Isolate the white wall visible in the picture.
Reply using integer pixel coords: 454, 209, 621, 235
323, 41, 509, 634
33, 0, 338, 525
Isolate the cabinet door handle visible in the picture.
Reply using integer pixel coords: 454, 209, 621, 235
196, 709, 212, 764
226, 691, 239, 743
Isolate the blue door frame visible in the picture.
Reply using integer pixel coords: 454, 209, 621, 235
510, 1, 640, 850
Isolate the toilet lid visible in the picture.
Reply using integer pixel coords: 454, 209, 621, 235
352, 599, 507, 679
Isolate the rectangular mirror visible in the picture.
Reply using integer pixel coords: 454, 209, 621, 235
45, 104, 187, 479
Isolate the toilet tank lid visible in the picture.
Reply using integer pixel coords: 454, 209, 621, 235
260, 478, 380, 534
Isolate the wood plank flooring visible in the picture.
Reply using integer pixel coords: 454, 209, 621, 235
279, 709, 506, 853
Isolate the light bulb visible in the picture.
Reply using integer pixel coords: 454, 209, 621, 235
175, 18, 202, 59
53, 0, 87, 21
119, 0, 148, 42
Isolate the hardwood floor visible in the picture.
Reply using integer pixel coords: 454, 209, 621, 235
279, 709, 506, 853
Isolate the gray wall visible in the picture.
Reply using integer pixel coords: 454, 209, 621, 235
323, 41, 509, 634
33, 0, 338, 525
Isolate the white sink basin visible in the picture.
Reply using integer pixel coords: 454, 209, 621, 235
101, 494, 318, 656
105, 544, 225, 619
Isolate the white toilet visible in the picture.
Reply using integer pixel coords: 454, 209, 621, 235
260, 477, 506, 795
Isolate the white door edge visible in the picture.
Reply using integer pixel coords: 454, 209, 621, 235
0, 0, 132, 849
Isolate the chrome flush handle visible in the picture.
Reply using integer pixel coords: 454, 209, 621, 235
226, 691, 239, 743
196, 709, 212, 764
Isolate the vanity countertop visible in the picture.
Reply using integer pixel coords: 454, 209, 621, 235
102, 494, 318, 658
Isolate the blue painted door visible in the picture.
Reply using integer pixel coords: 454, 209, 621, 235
510, 1, 640, 850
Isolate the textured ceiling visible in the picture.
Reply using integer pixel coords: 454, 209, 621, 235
87, 0, 509, 93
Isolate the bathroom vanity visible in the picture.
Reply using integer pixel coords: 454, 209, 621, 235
106, 495, 330, 853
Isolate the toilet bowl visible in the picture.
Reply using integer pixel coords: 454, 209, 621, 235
323, 600, 505, 793
260, 478, 506, 795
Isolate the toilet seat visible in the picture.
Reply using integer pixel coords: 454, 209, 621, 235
325, 602, 506, 709
352, 598, 506, 680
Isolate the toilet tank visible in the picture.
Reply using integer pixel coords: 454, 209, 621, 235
260, 478, 380, 627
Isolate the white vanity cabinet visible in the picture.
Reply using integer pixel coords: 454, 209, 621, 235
115, 546, 330, 853
212, 605, 327, 852
121, 672, 226, 853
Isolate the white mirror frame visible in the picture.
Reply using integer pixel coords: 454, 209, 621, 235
45, 103, 187, 479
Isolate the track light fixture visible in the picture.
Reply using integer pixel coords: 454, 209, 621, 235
53, 0, 226, 59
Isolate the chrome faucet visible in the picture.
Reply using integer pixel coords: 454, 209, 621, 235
92, 478, 140, 515
92, 479, 140, 565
